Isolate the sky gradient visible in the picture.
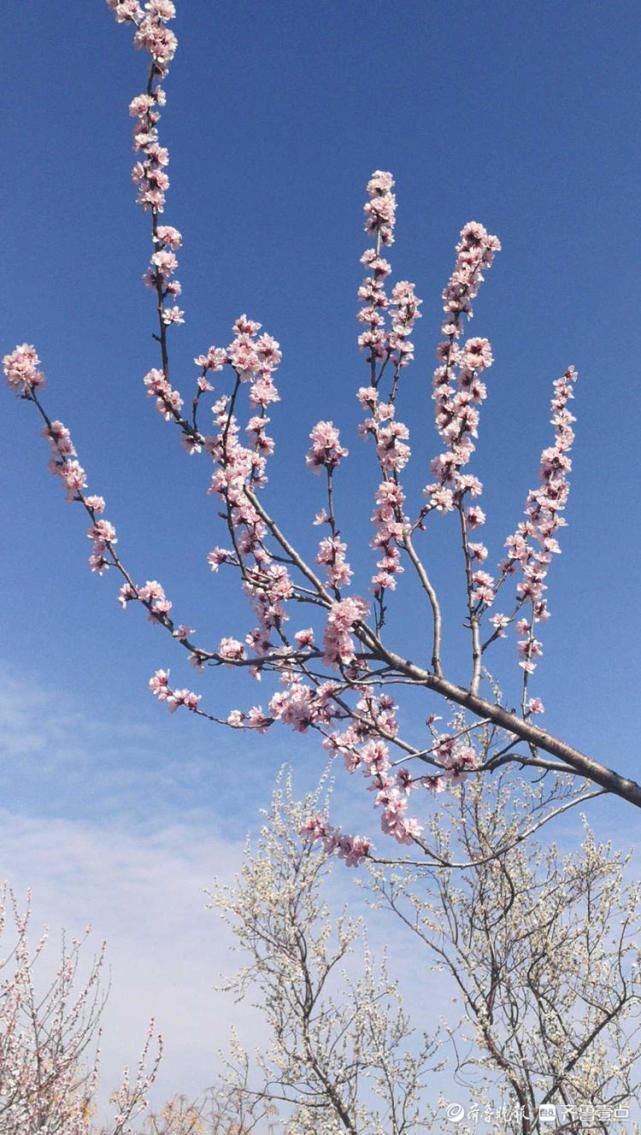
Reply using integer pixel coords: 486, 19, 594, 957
2, 0, 641, 1122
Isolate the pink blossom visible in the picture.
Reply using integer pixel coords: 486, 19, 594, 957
161, 305, 184, 325
466, 506, 486, 529
322, 597, 368, 667
207, 547, 230, 572
172, 624, 194, 640
167, 687, 201, 713
294, 628, 315, 649
134, 18, 178, 69
218, 637, 247, 663
84, 495, 106, 514
118, 582, 137, 608
106, 0, 143, 23
149, 669, 170, 700
316, 535, 353, 589
306, 421, 349, 473
490, 612, 510, 637
471, 570, 495, 606
146, 0, 176, 20
3, 343, 45, 393
155, 224, 182, 247
363, 170, 396, 247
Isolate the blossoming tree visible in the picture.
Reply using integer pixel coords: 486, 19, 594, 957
211, 772, 440, 1135
5, 0, 641, 869
0, 885, 161, 1135
210, 769, 641, 1134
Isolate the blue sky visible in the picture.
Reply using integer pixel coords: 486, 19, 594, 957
2, 0, 641, 1120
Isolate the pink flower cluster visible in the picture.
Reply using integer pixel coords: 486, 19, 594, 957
306, 421, 349, 473
423, 222, 501, 529
3, 343, 45, 394
499, 366, 579, 673
148, 668, 201, 712
300, 814, 372, 868
320, 693, 428, 845
368, 474, 406, 597
322, 597, 369, 667
358, 172, 422, 367
316, 535, 353, 590
356, 388, 410, 600
107, 1, 177, 74
3, 346, 122, 576
429, 735, 480, 788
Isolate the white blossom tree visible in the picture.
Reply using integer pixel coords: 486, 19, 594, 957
210, 773, 440, 1135
209, 765, 641, 1135
369, 762, 641, 1134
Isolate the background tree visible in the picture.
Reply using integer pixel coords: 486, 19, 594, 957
368, 761, 641, 1134
211, 764, 641, 1134
0, 884, 161, 1135
140, 1094, 206, 1135
210, 773, 439, 1135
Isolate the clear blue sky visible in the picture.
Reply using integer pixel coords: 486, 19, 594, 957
1, 0, 640, 1111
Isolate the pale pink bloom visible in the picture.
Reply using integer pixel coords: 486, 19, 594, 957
155, 224, 183, 247
3, 343, 45, 392
424, 775, 446, 794
118, 582, 137, 608
107, 0, 143, 23
322, 597, 368, 667
87, 519, 117, 544
316, 535, 353, 588
466, 506, 486, 528
172, 624, 194, 640
195, 346, 226, 371
461, 336, 493, 371
129, 93, 155, 118
306, 421, 348, 472
85, 495, 106, 514
300, 814, 329, 842
138, 580, 166, 602
527, 697, 545, 715
149, 669, 170, 700
425, 485, 454, 512
151, 249, 178, 276
337, 834, 373, 866
356, 386, 378, 409
146, 0, 176, 20
134, 19, 178, 67
167, 688, 201, 713
218, 637, 247, 662
43, 420, 75, 455
181, 433, 202, 455
207, 547, 229, 572
233, 314, 262, 335
468, 542, 488, 562
294, 628, 315, 648
471, 570, 495, 605
56, 459, 88, 497
490, 612, 509, 637
161, 305, 184, 325
361, 740, 390, 777
250, 376, 280, 406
